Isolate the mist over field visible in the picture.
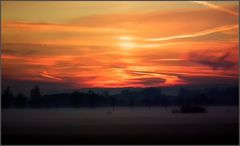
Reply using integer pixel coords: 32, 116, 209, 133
2, 106, 239, 145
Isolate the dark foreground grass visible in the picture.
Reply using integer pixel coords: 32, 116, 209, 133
2, 123, 238, 145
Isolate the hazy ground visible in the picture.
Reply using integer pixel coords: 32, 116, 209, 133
2, 106, 239, 145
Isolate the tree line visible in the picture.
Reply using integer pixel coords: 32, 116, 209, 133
2, 86, 238, 109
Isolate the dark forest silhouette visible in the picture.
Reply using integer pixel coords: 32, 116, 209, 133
1, 86, 238, 109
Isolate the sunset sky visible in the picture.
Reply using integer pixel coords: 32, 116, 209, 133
1, 1, 239, 93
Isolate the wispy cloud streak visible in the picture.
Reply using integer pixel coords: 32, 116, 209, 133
192, 1, 238, 16
145, 24, 238, 41
40, 71, 63, 81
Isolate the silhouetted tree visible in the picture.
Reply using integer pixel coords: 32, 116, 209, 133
129, 96, 134, 110
111, 96, 116, 110
176, 88, 187, 106
144, 98, 152, 109
142, 87, 162, 107
30, 86, 42, 108
102, 90, 109, 98
162, 96, 169, 109
54, 96, 59, 109
15, 93, 28, 108
88, 90, 98, 108
193, 93, 207, 105
2, 86, 14, 108
71, 91, 82, 108
121, 89, 131, 98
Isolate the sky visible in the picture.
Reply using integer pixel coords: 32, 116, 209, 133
1, 1, 239, 94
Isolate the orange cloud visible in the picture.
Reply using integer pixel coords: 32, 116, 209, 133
2, 21, 128, 34
2, 2, 238, 89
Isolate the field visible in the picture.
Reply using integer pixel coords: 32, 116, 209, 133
2, 106, 239, 145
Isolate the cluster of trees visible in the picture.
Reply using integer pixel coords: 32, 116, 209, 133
2, 86, 238, 109
2, 86, 42, 108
